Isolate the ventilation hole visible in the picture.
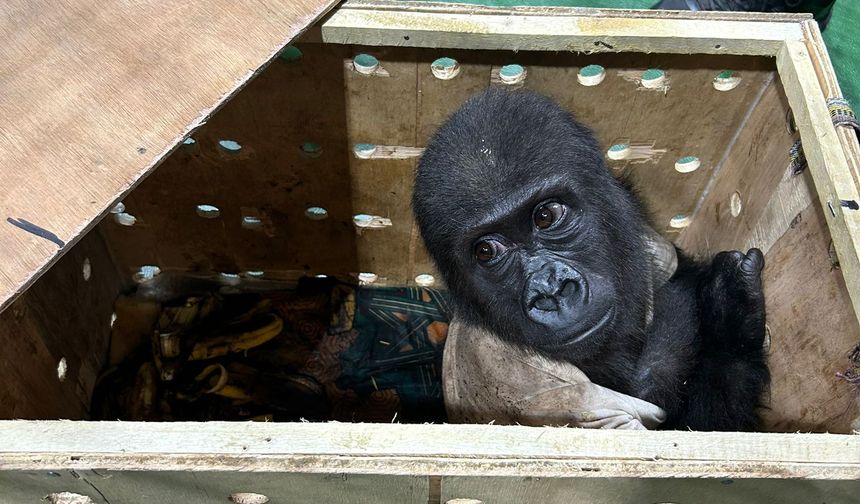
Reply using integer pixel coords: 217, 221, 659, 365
137, 147, 147, 155
134, 265, 161, 283
110, 202, 126, 214
763, 324, 772, 352
183, 137, 196, 145
841, 199, 859, 210
715, 44, 723, 49
219, 272, 241, 286
244, 271, 265, 278
196, 204, 221, 219
606, 143, 630, 160
279, 45, 303, 62
431, 57, 461, 80
301, 142, 322, 157
498, 64, 526, 84
828, 201, 837, 217
415, 274, 435, 286
242, 216, 263, 229
353, 53, 379, 75
669, 214, 691, 229
353, 143, 377, 159
577, 64, 606, 86
82, 258, 91, 281
305, 206, 329, 220
113, 212, 137, 226
353, 214, 374, 227
358, 272, 378, 285
230, 493, 270, 504
218, 139, 242, 152
730, 191, 743, 217
46, 493, 94, 504
110, 312, 117, 328
56, 358, 68, 382
674, 156, 701, 173
713, 70, 742, 91
640, 68, 666, 89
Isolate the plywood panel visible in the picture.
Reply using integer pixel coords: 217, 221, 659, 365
0, 229, 123, 419
0, 0, 337, 313
101, 44, 358, 280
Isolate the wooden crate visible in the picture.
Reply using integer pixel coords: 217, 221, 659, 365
1, 1, 859, 502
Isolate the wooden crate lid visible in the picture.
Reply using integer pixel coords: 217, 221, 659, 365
0, 0, 337, 313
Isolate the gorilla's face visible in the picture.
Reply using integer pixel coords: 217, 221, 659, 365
464, 191, 618, 351
413, 89, 652, 361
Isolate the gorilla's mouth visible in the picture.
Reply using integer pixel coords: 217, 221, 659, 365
545, 307, 615, 349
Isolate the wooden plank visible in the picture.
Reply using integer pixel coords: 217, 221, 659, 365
777, 41, 860, 327
322, 1, 807, 56
442, 476, 859, 504
0, 471, 427, 504
760, 200, 860, 433
1, 422, 859, 479
0, 0, 338, 314
0, 229, 123, 420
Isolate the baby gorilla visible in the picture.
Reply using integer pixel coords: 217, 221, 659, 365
413, 88, 769, 431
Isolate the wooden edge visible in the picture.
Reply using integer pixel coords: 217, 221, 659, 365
0, 422, 858, 479
777, 40, 860, 327
321, 1, 805, 55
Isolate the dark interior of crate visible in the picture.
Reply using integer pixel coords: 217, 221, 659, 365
2, 41, 858, 433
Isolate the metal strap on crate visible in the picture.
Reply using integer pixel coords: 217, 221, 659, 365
789, 97, 859, 176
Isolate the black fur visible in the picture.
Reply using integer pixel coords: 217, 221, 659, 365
413, 88, 769, 431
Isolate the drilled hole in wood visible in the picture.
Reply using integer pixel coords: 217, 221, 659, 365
56, 357, 68, 382
113, 212, 136, 226
713, 70, 742, 91
415, 274, 436, 287
431, 57, 461, 80
577, 64, 606, 86
353, 143, 377, 159
305, 206, 329, 220
607, 143, 630, 160
196, 204, 221, 219
242, 216, 263, 229
498, 64, 526, 85
134, 265, 161, 283
218, 139, 242, 152
301, 142, 322, 157
674, 155, 700, 173
82, 258, 91, 281
353, 53, 379, 74
641, 68, 666, 89
279, 45, 303, 62
358, 272, 378, 285
730, 191, 743, 217
46, 493, 94, 504
230, 493, 269, 504
669, 214, 691, 229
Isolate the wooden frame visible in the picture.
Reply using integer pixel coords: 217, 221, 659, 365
2, 1, 860, 502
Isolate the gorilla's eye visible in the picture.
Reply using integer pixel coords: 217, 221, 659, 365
474, 240, 501, 263
534, 202, 565, 230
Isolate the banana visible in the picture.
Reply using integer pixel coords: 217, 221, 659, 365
188, 313, 283, 361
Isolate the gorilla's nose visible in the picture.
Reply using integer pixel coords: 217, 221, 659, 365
525, 262, 587, 319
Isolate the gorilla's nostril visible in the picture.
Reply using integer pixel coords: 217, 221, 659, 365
532, 294, 558, 311
559, 279, 580, 298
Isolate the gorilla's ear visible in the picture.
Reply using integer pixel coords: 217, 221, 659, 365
644, 226, 678, 288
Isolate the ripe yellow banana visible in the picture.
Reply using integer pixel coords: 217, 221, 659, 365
189, 313, 283, 361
